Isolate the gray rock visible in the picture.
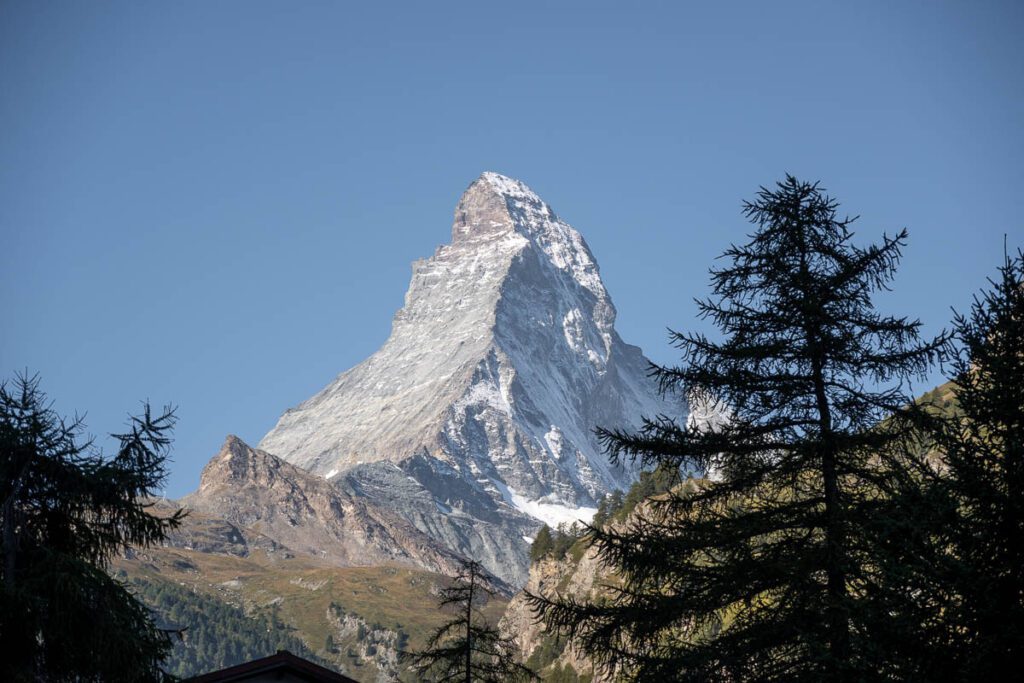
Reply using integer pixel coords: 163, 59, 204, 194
182, 436, 474, 581
257, 172, 684, 585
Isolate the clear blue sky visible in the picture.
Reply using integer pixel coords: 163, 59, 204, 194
2, 1, 1021, 497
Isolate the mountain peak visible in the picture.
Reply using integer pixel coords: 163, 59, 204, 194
184, 436, 472, 579
478, 171, 542, 202
450, 172, 606, 301
199, 434, 276, 490
452, 172, 556, 243
258, 173, 680, 584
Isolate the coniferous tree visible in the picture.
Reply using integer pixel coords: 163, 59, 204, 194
530, 525, 554, 562
928, 247, 1024, 679
0, 374, 185, 682
409, 559, 536, 682
591, 495, 612, 530
606, 488, 624, 516
614, 464, 677, 522
528, 177, 945, 681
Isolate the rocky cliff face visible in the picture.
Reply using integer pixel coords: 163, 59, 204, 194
501, 546, 609, 681
181, 436, 473, 581
255, 172, 682, 585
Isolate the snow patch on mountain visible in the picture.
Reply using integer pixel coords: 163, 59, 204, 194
490, 477, 597, 529
258, 172, 683, 583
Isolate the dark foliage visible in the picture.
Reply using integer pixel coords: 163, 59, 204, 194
530, 524, 585, 563
611, 464, 678, 524
408, 559, 536, 682
0, 374, 186, 682
590, 489, 623, 530
129, 574, 326, 678
924, 247, 1024, 679
527, 176, 946, 681
530, 525, 555, 562
532, 469, 678, 565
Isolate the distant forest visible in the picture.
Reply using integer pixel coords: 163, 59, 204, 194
125, 573, 324, 678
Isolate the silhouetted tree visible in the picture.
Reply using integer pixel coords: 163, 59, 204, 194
528, 176, 945, 681
927, 247, 1024, 679
0, 374, 185, 682
409, 559, 536, 682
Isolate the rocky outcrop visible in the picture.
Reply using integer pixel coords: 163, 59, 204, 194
338, 455, 535, 587
326, 603, 402, 683
256, 172, 682, 585
163, 511, 285, 558
501, 544, 609, 681
181, 436, 475, 582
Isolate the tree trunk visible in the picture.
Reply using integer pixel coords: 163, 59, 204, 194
465, 567, 474, 683
813, 354, 851, 679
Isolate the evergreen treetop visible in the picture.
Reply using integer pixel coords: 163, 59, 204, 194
530, 525, 554, 562
0, 373, 186, 682
408, 559, 536, 683
528, 176, 946, 681
930, 247, 1024, 678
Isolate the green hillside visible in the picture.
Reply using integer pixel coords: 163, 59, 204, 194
115, 546, 507, 681
125, 573, 324, 678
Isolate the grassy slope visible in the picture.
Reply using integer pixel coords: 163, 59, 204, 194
114, 546, 507, 680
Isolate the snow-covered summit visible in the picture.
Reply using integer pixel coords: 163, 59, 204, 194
258, 172, 682, 585
453, 172, 607, 300
478, 171, 539, 202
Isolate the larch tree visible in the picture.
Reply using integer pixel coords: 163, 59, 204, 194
0, 373, 185, 682
528, 176, 945, 681
408, 559, 536, 683
929, 247, 1024, 679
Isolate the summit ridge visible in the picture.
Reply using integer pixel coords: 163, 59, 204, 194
257, 173, 682, 584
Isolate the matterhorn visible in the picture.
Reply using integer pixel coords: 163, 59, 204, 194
253, 172, 683, 585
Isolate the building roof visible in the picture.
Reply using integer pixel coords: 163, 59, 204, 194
183, 650, 360, 683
